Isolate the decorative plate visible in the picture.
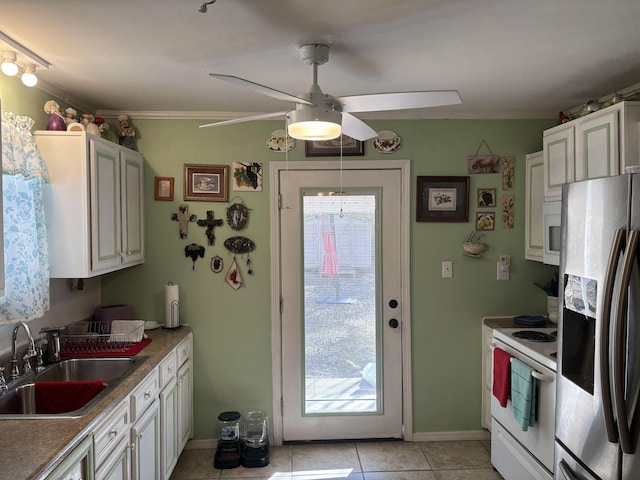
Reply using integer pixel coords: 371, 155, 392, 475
372, 130, 401, 153
266, 130, 295, 152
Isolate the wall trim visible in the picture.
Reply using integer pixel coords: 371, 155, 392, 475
412, 430, 491, 442
184, 430, 490, 450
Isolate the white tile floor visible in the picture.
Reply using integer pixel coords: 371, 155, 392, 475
170, 440, 504, 480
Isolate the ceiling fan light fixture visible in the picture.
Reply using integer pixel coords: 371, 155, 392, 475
288, 108, 341, 141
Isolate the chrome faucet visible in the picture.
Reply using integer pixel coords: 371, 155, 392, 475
10, 321, 37, 381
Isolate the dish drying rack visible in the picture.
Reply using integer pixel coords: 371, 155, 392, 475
60, 321, 145, 354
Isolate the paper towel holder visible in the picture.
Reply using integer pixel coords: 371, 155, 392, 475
164, 281, 182, 330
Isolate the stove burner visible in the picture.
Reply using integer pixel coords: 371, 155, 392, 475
513, 330, 557, 342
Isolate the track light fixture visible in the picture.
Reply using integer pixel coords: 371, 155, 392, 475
0, 32, 50, 87
1, 51, 18, 76
21, 63, 37, 87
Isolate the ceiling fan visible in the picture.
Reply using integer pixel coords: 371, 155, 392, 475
200, 43, 461, 141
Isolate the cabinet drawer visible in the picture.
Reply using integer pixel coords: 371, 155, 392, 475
130, 368, 159, 422
159, 350, 177, 389
94, 398, 130, 469
177, 334, 192, 366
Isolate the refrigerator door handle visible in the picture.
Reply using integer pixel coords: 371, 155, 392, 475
601, 227, 625, 443
613, 228, 640, 454
558, 460, 579, 480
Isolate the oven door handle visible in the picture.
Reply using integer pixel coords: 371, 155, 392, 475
531, 370, 553, 383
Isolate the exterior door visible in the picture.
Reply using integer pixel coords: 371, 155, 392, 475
272, 160, 410, 442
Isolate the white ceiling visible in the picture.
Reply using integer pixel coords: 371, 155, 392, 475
2, 0, 640, 121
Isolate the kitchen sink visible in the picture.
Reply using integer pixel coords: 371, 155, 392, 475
0, 356, 147, 419
34, 357, 144, 383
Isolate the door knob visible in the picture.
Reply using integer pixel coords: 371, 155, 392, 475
388, 318, 399, 328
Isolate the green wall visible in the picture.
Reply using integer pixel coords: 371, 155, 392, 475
1, 74, 558, 438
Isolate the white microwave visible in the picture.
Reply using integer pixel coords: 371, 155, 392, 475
543, 201, 561, 266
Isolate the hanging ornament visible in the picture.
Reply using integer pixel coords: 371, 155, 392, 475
246, 256, 254, 275
196, 210, 224, 245
226, 202, 249, 230
211, 255, 224, 273
171, 204, 197, 239
225, 257, 243, 290
184, 243, 205, 270
224, 236, 255, 255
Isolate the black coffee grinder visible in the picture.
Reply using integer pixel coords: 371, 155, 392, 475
213, 411, 242, 469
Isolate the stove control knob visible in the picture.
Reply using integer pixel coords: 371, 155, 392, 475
388, 318, 399, 329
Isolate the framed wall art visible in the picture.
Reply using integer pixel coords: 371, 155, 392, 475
476, 212, 495, 231
183, 164, 229, 202
154, 176, 174, 201
305, 134, 364, 157
477, 188, 496, 207
416, 176, 470, 222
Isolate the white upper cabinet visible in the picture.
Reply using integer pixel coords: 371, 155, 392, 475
35, 131, 144, 278
543, 101, 640, 201
525, 151, 544, 262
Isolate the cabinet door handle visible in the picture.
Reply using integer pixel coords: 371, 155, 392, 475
128, 443, 135, 451
110, 428, 119, 437
144, 390, 152, 398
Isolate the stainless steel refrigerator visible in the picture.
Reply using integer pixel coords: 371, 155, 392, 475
556, 173, 640, 480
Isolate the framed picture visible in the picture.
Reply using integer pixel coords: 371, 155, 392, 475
154, 176, 174, 201
476, 212, 495, 231
416, 176, 470, 222
477, 188, 496, 207
183, 164, 229, 202
305, 134, 364, 157
468, 155, 500, 174
232, 162, 263, 192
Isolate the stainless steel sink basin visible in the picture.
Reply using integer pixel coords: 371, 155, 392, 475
0, 356, 147, 419
34, 357, 143, 383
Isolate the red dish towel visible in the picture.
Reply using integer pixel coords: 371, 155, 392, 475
492, 347, 513, 407
35, 381, 105, 414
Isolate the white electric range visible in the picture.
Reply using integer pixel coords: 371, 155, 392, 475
491, 326, 558, 480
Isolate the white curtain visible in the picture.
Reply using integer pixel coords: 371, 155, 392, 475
0, 111, 50, 323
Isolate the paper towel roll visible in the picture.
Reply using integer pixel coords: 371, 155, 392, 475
165, 283, 180, 328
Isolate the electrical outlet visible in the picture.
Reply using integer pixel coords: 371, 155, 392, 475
442, 261, 453, 278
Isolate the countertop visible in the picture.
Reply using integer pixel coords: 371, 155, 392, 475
0, 325, 192, 480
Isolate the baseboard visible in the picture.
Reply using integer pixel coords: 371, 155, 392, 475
411, 430, 491, 442
185, 431, 490, 450
185, 438, 217, 450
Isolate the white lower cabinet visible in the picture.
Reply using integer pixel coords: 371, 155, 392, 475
46, 435, 95, 480
131, 400, 161, 480
91, 333, 193, 480
160, 333, 193, 479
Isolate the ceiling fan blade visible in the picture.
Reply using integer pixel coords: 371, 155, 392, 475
340, 112, 377, 141
199, 111, 288, 129
210, 74, 314, 106
335, 90, 461, 113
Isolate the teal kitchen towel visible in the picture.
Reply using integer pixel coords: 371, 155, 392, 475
510, 358, 537, 431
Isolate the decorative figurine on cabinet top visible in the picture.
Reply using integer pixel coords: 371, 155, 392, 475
44, 100, 67, 131
117, 114, 137, 150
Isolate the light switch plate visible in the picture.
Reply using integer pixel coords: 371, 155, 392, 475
442, 261, 453, 278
